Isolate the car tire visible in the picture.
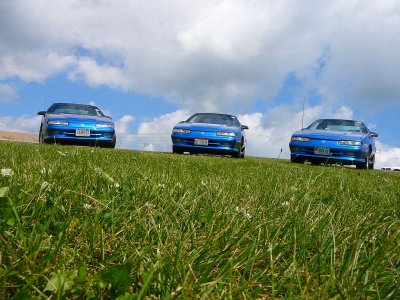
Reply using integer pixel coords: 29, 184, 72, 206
110, 136, 116, 148
103, 136, 116, 148
38, 126, 46, 144
368, 154, 375, 170
356, 162, 367, 169
290, 154, 304, 164
233, 147, 245, 159
233, 140, 245, 158
356, 158, 370, 169
357, 150, 374, 170
109, 136, 117, 148
172, 146, 183, 154
240, 147, 245, 159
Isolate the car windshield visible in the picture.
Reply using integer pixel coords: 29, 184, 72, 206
186, 114, 240, 126
48, 103, 105, 117
307, 119, 367, 133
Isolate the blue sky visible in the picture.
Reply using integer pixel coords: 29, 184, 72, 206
1, 0, 400, 167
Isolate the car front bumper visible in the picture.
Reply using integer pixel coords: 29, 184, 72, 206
43, 125, 115, 145
171, 133, 242, 154
289, 140, 369, 165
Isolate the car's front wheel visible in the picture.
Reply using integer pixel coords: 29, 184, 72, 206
107, 136, 116, 148
290, 154, 304, 164
240, 147, 245, 158
233, 140, 245, 158
38, 126, 45, 143
356, 161, 369, 169
356, 152, 374, 170
172, 146, 183, 154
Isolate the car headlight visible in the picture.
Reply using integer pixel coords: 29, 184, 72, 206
338, 140, 362, 146
173, 128, 190, 133
216, 132, 236, 137
48, 120, 69, 125
96, 123, 114, 128
291, 136, 310, 142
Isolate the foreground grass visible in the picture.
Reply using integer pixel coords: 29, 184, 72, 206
0, 141, 399, 299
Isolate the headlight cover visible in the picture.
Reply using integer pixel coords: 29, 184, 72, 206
173, 128, 190, 133
96, 123, 114, 128
216, 132, 236, 137
48, 120, 69, 125
291, 136, 310, 142
338, 140, 362, 146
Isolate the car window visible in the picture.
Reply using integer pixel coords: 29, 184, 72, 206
187, 114, 240, 126
307, 119, 367, 133
48, 104, 105, 117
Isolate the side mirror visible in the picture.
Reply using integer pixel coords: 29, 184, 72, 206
37, 111, 46, 116
241, 125, 249, 130
370, 132, 378, 138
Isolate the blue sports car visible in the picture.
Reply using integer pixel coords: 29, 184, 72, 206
289, 119, 378, 169
171, 113, 248, 158
38, 102, 116, 148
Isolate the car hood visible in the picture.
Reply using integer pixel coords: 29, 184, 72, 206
292, 129, 366, 141
48, 114, 113, 123
175, 122, 239, 132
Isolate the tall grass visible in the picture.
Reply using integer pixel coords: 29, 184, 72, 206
0, 140, 399, 298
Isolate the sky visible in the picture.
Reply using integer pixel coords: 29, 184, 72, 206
1, 0, 400, 168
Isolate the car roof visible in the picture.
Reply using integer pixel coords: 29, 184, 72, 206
51, 102, 97, 108
317, 118, 362, 122
193, 112, 237, 117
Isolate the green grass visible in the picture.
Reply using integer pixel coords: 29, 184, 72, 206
1, 140, 399, 299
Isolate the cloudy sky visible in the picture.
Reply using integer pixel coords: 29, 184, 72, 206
1, 0, 400, 168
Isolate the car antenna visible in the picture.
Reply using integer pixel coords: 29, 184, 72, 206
181, 92, 185, 121
301, 98, 305, 131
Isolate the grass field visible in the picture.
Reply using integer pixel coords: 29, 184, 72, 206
1, 140, 399, 299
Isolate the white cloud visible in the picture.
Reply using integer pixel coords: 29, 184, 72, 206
0, 83, 18, 102
133, 110, 190, 152
0, 115, 41, 133
114, 115, 135, 149
1, 0, 400, 111
375, 141, 400, 169
0, 51, 75, 82
68, 57, 129, 90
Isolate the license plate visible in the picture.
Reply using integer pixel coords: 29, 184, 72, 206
76, 129, 90, 137
194, 138, 208, 146
314, 146, 330, 155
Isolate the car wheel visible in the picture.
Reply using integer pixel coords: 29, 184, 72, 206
356, 162, 367, 169
356, 158, 369, 169
172, 146, 183, 154
109, 136, 116, 148
240, 147, 245, 159
357, 149, 374, 169
368, 154, 375, 169
233, 147, 245, 158
106, 138, 116, 148
290, 154, 304, 164
233, 140, 245, 158
39, 126, 45, 143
